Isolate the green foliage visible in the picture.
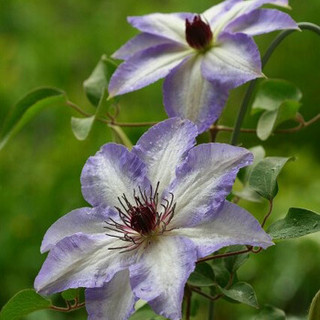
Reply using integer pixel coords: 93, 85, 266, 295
309, 290, 320, 320
0, 289, 51, 320
129, 304, 164, 320
219, 282, 259, 308
83, 55, 117, 107
71, 116, 95, 140
188, 263, 215, 287
252, 79, 302, 140
234, 146, 265, 202
0, 88, 66, 150
254, 305, 286, 319
211, 264, 231, 288
248, 157, 291, 200
109, 124, 133, 149
222, 246, 249, 273
61, 288, 79, 301
268, 208, 320, 240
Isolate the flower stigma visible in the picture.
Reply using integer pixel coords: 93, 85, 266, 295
185, 15, 213, 51
104, 182, 176, 252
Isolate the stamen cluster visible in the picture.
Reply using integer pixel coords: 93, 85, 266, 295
104, 182, 176, 252
185, 15, 213, 50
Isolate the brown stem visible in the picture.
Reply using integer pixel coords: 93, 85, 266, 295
50, 301, 85, 313
261, 200, 273, 228
185, 285, 192, 320
190, 286, 223, 302
196, 248, 251, 264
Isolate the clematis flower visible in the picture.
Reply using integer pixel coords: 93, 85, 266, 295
34, 118, 273, 320
108, 0, 298, 132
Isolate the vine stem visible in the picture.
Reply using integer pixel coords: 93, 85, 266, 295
230, 22, 320, 146
261, 200, 274, 228
50, 301, 85, 312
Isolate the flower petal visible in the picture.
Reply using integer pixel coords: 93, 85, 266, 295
205, 0, 290, 36
81, 143, 148, 208
34, 233, 136, 295
172, 201, 273, 258
163, 55, 229, 133
108, 43, 192, 98
41, 206, 113, 253
224, 9, 298, 36
129, 236, 197, 320
169, 143, 253, 228
132, 118, 198, 197
112, 33, 173, 60
86, 269, 137, 320
201, 32, 262, 89
127, 13, 193, 44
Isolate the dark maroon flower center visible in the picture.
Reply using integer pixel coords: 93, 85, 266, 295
104, 182, 176, 252
130, 205, 157, 235
185, 15, 213, 50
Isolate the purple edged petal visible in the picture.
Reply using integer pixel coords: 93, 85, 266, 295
169, 143, 253, 228
108, 43, 192, 98
41, 206, 113, 253
205, 0, 290, 35
81, 143, 148, 208
129, 236, 197, 320
163, 55, 229, 133
112, 33, 173, 60
172, 201, 273, 258
203, 0, 242, 24
224, 9, 298, 36
132, 118, 198, 197
201, 32, 262, 89
86, 269, 137, 320
34, 233, 137, 295
128, 13, 194, 44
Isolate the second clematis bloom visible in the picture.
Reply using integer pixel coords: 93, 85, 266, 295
109, 0, 298, 132
34, 118, 273, 320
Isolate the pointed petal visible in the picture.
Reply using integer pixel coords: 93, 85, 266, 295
201, 32, 262, 89
163, 55, 229, 133
41, 206, 113, 253
224, 9, 298, 36
132, 118, 198, 197
86, 270, 137, 320
205, 0, 290, 36
112, 33, 173, 60
169, 143, 253, 228
130, 236, 197, 320
128, 13, 193, 44
81, 143, 148, 208
108, 43, 192, 97
172, 201, 273, 258
34, 233, 136, 295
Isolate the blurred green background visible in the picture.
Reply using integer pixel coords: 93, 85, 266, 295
0, 0, 319, 319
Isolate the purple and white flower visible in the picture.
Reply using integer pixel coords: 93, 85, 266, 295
109, 0, 298, 132
34, 118, 273, 320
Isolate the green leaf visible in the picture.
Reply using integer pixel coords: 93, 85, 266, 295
309, 290, 320, 320
61, 288, 79, 301
267, 208, 320, 240
252, 79, 302, 113
248, 157, 291, 200
257, 100, 300, 141
0, 289, 51, 320
254, 305, 286, 320
0, 87, 66, 151
252, 79, 302, 140
211, 264, 230, 288
222, 246, 249, 273
109, 124, 133, 150
71, 116, 95, 140
234, 146, 265, 202
219, 282, 259, 308
83, 54, 117, 107
188, 262, 215, 287
129, 304, 164, 320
